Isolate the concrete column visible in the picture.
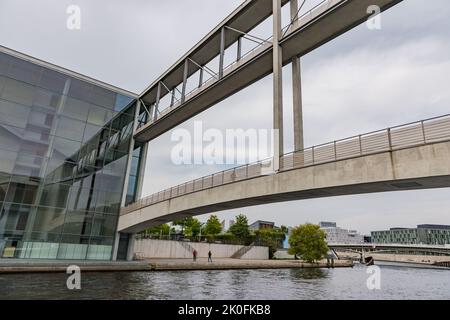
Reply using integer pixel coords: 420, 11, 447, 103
114, 100, 141, 261
126, 233, 136, 261
290, 0, 304, 151
219, 27, 226, 79
181, 59, 189, 103
273, 0, 284, 162
135, 142, 149, 200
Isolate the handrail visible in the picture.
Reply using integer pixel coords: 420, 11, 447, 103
122, 114, 450, 215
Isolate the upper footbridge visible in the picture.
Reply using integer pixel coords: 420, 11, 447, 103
119, 115, 450, 233
135, 0, 403, 144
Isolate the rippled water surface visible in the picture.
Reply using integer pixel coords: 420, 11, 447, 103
1, 264, 449, 300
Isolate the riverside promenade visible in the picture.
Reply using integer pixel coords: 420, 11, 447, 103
0, 258, 353, 274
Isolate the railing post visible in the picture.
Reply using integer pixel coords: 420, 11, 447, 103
387, 128, 393, 151
333, 141, 337, 160
312, 146, 315, 164
359, 135, 363, 155
421, 121, 427, 144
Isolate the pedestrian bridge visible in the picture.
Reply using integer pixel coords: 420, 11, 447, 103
118, 115, 450, 233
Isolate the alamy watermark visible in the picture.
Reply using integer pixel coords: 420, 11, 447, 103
366, 5, 382, 30
66, 5, 81, 30
66, 265, 81, 290
366, 265, 381, 290
170, 121, 279, 174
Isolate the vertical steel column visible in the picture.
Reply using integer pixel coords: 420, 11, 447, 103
273, 0, 284, 168
153, 82, 161, 121
181, 59, 189, 104
237, 36, 243, 61
198, 68, 204, 88
291, 0, 304, 152
170, 90, 175, 107
219, 27, 226, 79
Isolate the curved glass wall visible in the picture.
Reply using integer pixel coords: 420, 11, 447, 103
0, 51, 137, 260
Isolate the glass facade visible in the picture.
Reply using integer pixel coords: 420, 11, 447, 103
372, 225, 450, 245
0, 50, 140, 260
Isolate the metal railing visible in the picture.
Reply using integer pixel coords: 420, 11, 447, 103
122, 114, 450, 215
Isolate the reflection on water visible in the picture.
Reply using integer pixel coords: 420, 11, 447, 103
0, 264, 449, 300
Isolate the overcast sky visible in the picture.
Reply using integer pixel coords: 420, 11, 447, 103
1, 0, 450, 234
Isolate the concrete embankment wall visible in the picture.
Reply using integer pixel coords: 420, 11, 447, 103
370, 253, 450, 265
134, 239, 269, 260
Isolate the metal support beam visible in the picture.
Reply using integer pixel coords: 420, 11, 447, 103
273, 0, 284, 162
198, 68, 204, 88
237, 36, 242, 61
219, 27, 226, 79
170, 90, 175, 107
181, 59, 189, 104
154, 82, 161, 121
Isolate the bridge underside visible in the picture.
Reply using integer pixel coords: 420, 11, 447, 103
119, 141, 450, 233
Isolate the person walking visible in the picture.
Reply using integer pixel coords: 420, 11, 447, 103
208, 250, 213, 263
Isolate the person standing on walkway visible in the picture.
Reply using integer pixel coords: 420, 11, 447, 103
208, 250, 213, 263
193, 249, 197, 262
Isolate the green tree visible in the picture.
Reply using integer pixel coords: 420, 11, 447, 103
203, 215, 222, 235
229, 214, 250, 239
142, 224, 171, 236
255, 228, 286, 259
183, 217, 202, 237
288, 224, 329, 263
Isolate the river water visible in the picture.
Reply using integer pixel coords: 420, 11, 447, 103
0, 264, 449, 300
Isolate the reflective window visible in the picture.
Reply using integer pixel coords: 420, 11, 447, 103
1, 78, 35, 106
62, 97, 90, 122
55, 116, 86, 141
7, 58, 41, 85
31, 206, 66, 234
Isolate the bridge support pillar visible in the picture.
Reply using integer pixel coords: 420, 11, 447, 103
290, 0, 304, 152
273, 0, 284, 167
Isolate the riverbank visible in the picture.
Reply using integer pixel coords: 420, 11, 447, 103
0, 258, 353, 274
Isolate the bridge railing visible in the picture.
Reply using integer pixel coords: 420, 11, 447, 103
122, 113, 450, 215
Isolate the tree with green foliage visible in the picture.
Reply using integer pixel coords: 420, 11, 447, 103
255, 228, 286, 259
288, 224, 329, 263
229, 214, 250, 239
203, 215, 222, 235
183, 216, 202, 237
142, 224, 171, 236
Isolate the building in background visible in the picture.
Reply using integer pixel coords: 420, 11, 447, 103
319, 222, 364, 244
249, 220, 275, 231
0, 46, 146, 261
371, 225, 450, 245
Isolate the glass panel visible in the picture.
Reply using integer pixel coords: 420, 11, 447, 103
0, 174, 9, 202
90, 86, 116, 108
67, 78, 93, 102
55, 116, 86, 141
1, 78, 35, 106
62, 97, 90, 122
0, 203, 31, 233
31, 207, 66, 234
83, 123, 103, 144
39, 183, 71, 208
0, 53, 13, 75
4, 182, 38, 205
38, 68, 67, 94
7, 58, 41, 85
87, 104, 113, 126
0, 149, 18, 175
32, 87, 61, 111
51, 136, 81, 162
0, 98, 31, 128
62, 211, 93, 236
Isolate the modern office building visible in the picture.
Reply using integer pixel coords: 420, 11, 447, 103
0, 46, 147, 260
249, 220, 275, 231
371, 225, 450, 245
319, 222, 364, 244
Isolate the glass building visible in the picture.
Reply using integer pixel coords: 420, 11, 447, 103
0, 47, 145, 260
371, 225, 450, 245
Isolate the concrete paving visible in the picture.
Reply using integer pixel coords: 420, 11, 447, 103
0, 258, 353, 274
